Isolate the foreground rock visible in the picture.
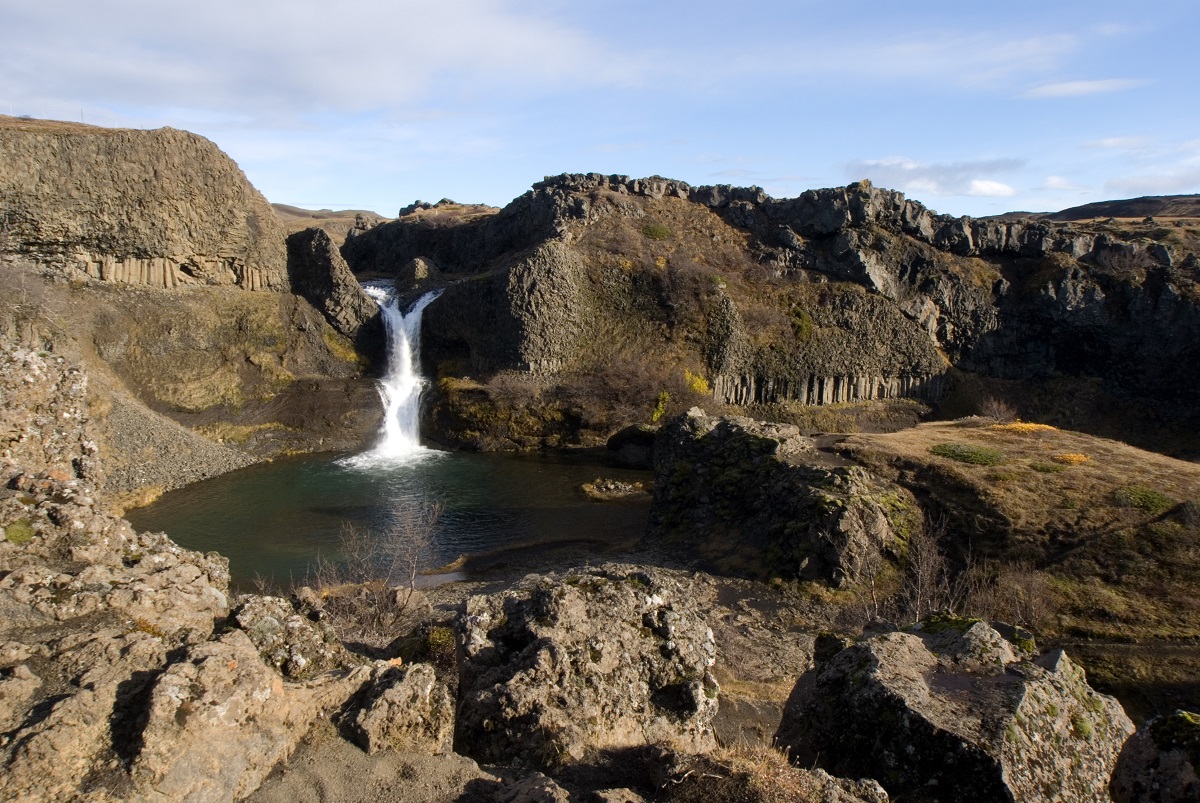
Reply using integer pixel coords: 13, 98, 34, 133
349, 662, 455, 755
778, 618, 1134, 802
1111, 710, 1200, 803
651, 409, 917, 584
456, 565, 719, 767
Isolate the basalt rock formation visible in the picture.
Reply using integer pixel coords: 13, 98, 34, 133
342, 172, 1200, 455
0, 116, 286, 291
650, 408, 917, 584
0, 118, 387, 496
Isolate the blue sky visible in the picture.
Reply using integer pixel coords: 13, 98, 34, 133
3, 1, 1198, 217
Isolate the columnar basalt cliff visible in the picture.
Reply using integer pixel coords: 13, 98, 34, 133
342, 172, 1200, 454
0, 118, 388, 494
0, 116, 287, 290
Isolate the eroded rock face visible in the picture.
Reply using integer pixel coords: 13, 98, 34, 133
778, 620, 1134, 803
456, 565, 719, 768
651, 409, 915, 584
0, 117, 286, 290
349, 662, 455, 755
1111, 710, 1200, 803
285, 226, 382, 349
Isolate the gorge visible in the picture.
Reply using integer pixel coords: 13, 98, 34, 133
2, 115, 1200, 802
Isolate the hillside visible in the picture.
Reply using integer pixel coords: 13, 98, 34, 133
1050, 194, 1200, 221
342, 174, 1200, 458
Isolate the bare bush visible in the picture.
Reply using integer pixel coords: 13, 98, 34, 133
964, 561, 1052, 631
313, 499, 442, 651
978, 396, 1018, 423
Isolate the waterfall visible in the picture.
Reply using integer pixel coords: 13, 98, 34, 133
341, 285, 443, 468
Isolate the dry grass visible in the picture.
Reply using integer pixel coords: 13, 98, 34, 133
840, 421, 1200, 642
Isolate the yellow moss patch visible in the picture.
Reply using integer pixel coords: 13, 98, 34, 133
1053, 453, 1091, 465
992, 422, 1058, 433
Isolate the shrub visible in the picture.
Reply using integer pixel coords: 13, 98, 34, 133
1113, 485, 1176, 516
641, 223, 673, 240
978, 397, 1019, 422
930, 442, 1005, 466
684, 369, 710, 395
651, 390, 671, 423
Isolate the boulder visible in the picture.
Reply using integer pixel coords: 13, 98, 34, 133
456, 565, 719, 768
131, 629, 364, 801
777, 620, 1134, 802
1111, 710, 1200, 803
232, 594, 348, 680
348, 662, 455, 755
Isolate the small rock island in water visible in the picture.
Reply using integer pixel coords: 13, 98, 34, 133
2, 114, 1200, 801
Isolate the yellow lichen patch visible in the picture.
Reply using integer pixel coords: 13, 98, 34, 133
992, 422, 1058, 433
1053, 453, 1091, 465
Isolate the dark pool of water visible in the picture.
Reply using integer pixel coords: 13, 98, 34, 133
125, 448, 652, 590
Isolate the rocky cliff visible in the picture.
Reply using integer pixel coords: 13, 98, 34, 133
0, 118, 390, 495
344, 172, 1200, 455
0, 116, 287, 290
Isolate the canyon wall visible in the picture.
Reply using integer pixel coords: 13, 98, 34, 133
0, 116, 287, 290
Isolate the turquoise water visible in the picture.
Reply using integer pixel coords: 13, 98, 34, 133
125, 449, 652, 590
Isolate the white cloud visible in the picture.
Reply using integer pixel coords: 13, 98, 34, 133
846, 157, 1023, 198
1040, 175, 1089, 191
1106, 169, 1200, 196
966, 180, 1017, 197
1024, 78, 1149, 98
0, 0, 640, 119
1083, 136, 1152, 150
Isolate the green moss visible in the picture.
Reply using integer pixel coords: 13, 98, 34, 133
1150, 710, 1200, 766
1030, 461, 1068, 474
790, 308, 815, 343
5, 518, 35, 544
1072, 714, 1094, 740
651, 390, 670, 423
920, 611, 981, 634
930, 442, 1005, 466
1113, 485, 1176, 516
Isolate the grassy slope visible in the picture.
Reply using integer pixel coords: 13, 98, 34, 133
840, 419, 1200, 719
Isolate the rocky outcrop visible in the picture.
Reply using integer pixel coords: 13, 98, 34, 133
1111, 710, 1200, 803
422, 241, 588, 375
0, 334, 370, 801
131, 629, 364, 802
348, 662, 455, 755
285, 227, 382, 349
777, 619, 1135, 803
0, 116, 286, 290
456, 565, 719, 768
232, 594, 350, 680
651, 409, 916, 584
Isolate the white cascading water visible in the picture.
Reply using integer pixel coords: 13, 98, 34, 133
341, 285, 443, 468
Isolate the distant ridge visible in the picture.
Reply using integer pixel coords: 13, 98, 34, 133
1048, 194, 1200, 221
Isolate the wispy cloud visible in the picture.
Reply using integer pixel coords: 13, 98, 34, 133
1024, 78, 1149, 98
1039, 175, 1090, 191
1106, 170, 1200, 196
1083, 136, 1153, 150
847, 157, 1023, 198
